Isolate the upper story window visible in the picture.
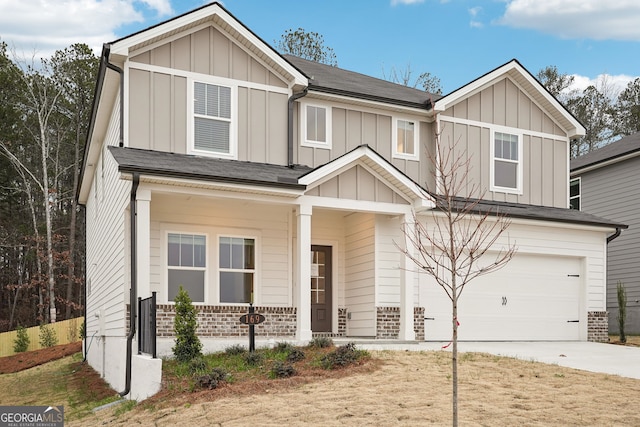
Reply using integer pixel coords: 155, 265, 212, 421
492, 131, 522, 193
302, 103, 331, 148
192, 81, 235, 158
167, 233, 206, 302
219, 236, 256, 304
393, 118, 419, 160
569, 177, 580, 210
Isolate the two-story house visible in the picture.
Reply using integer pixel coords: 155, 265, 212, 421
571, 132, 640, 335
78, 2, 625, 400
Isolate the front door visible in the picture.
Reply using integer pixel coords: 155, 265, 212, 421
311, 245, 332, 332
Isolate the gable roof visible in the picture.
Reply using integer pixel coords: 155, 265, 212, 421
434, 59, 585, 139
284, 55, 438, 111
570, 132, 640, 174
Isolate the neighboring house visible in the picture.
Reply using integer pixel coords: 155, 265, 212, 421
78, 2, 625, 400
571, 132, 640, 335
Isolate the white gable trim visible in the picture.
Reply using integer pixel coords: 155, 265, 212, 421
434, 60, 585, 139
298, 145, 433, 209
109, 3, 307, 87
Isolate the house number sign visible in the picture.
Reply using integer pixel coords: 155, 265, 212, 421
239, 303, 264, 352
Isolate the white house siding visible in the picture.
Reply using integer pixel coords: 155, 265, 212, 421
375, 215, 403, 306
417, 215, 609, 341
344, 212, 376, 336
148, 193, 291, 306
310, 210, 346, 310
85, 96, 132, 389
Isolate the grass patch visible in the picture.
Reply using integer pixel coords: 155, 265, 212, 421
0, 352, 119, 421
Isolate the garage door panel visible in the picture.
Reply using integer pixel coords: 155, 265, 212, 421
421, 254, 582, 341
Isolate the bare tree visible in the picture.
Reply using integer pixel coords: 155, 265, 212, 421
275, 28, 337, 66
398, 125, 516, 426
382, 63, 443, 94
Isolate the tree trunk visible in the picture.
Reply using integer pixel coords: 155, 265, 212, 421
39, 118, 57, 323
65, 122, 81, 319
452, 283, 458, 427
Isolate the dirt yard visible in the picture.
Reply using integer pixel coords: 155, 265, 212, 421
0, 341, 82, 374
70, 349, 640, 426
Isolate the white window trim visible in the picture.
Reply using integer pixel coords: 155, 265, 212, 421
217, 233, 260, 306
569, 177, 581, 210
301, 101, 332, 149
164, 230, 209, 305
187, 77, 238, 159
392, 117, 420, 161
490, 128, 523, 195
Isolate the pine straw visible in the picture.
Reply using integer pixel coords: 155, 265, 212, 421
70, 350, 640, 426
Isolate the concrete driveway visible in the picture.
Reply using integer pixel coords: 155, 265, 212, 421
354, 341, 640, 380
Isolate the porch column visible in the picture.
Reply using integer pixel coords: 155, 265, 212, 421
399, 212, 416, 340
136, 189, 151, 300
296, 203, 313, 341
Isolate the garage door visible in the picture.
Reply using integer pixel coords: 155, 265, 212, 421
420, 254, 582, 341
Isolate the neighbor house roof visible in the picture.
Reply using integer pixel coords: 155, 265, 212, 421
284, 55, 439, 110
571, 132, 640, 174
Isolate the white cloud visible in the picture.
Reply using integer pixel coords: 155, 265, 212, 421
468, 6, 483, 28
500, 0, 640, 41
0, 0, 173, 59
391, 0, 424, 5
565, 73, 636, 96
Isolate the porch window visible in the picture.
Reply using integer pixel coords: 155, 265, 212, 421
168, 233, 206, 302
193, 81, 232, 156
492, 131, 521, 192
219, 237, 255, 304
393, 118, 419, 160
570, 177, 580, 210
302, 103, 331, 148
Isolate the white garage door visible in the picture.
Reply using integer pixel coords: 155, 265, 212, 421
420, 254, 582, 341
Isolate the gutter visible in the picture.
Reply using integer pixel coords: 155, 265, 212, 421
103, 45, 125, 148
288, 88, 307, 167
607, 227, 622, 244
120, 172, 139, 397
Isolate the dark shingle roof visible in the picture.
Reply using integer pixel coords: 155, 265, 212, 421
108, 146, 311, 189
284, 55, 440, 109
571, 132, 640, 172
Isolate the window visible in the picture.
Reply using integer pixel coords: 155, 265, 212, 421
193, 81, 232, 156
393, 118, 419, 159
167, 233, 206, 302
493, 132, 520, 191
219, 237, 255, 304
302, 103, 331, 148
570, 178, 580, 210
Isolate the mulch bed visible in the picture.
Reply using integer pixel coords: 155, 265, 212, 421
0, 341, 83, 374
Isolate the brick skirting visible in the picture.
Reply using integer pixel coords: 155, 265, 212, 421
587, 311, 609, 342
376, 306, 425, 340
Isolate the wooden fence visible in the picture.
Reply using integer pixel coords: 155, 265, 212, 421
0, 317, 84, 357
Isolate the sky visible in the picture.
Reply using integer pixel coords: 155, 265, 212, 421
1, 0, 639, 95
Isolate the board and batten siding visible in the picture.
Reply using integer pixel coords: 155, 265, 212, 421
128, 25, 290, 164
439, 77, 569, 208
296, 103, 436, 190
148, 194, 291, 306
344, 213, 376, 336
85, 96, 132, 339
578, 158, 640, 317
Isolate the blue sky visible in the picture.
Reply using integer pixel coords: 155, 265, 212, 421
1, 0, 639, 94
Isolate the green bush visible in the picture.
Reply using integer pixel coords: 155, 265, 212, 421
172, 286, 202, 362
286, 348, 305, 363
224, 344, 246, 356
274, 341, 294, 352
39, 324, 58, 348
270, 361, 296, 378
321, 342, 367, 369
188, 355, 208, 374
244, 351, 264, 366
308, 336, 333, 348
196, 367, 229, 390
617, 281, 627, 343
13, 326, 30, 353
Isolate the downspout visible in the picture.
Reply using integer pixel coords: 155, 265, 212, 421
103, 44, 125, 147
287, 88, 308, 167
607, 227, 622, 244
120, 172, 139, 397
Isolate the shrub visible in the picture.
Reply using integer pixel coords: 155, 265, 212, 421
270, 361, 296, 378
224, 344, 246, 356
244, 351, 264, 366
617, 281, 627, 343
308, 336, 333, 348
274, 341, 294, 352
172, 286, 202, 362
321, 342, 367, 370
188, 356, 208, 374
39, 324, 58, 348
286, 348, 305, 362
13, 326, 30, 353
197, 367, 229, 390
